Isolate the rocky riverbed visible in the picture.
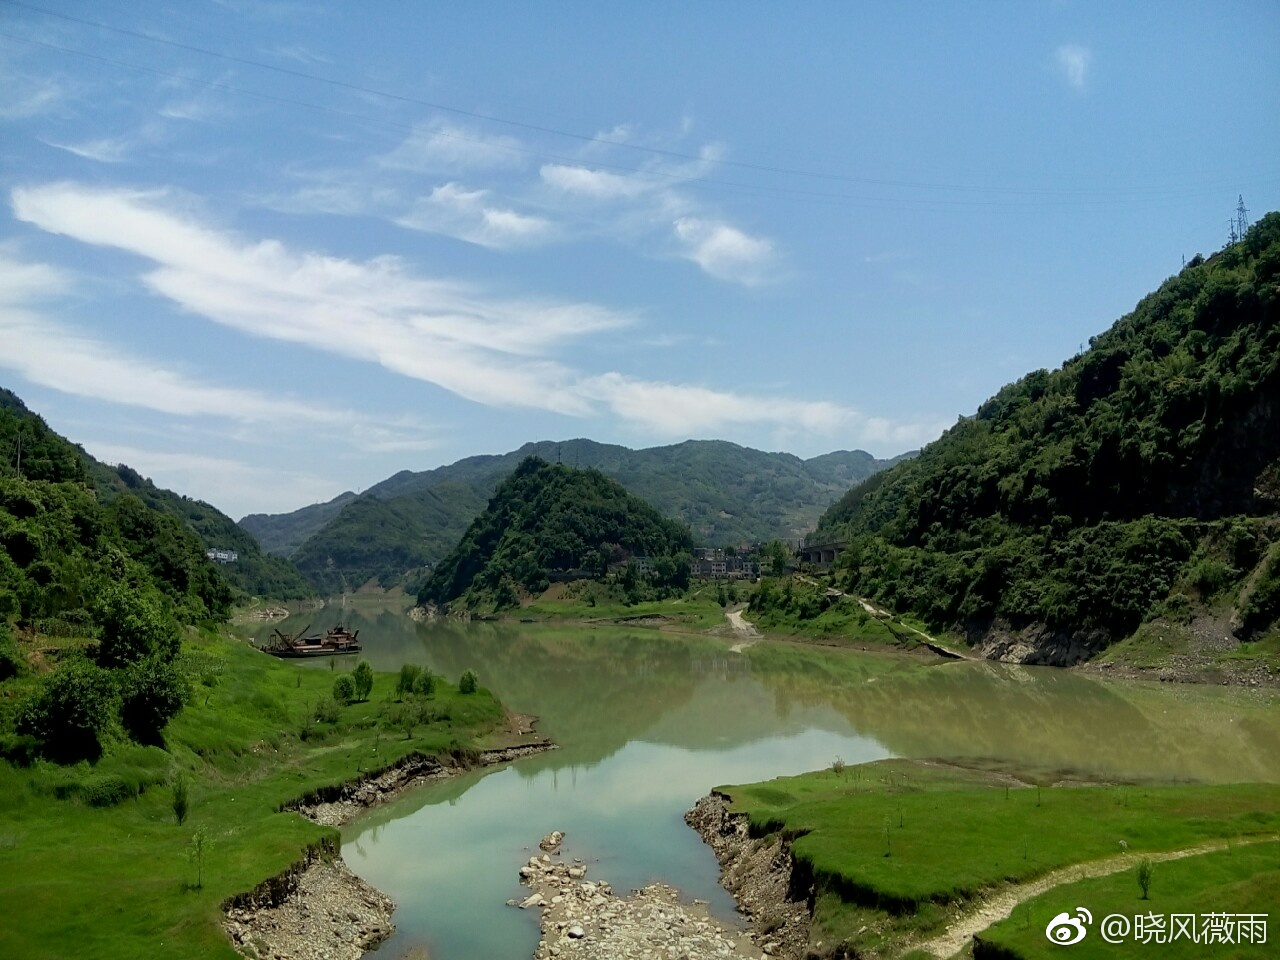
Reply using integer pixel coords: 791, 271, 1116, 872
685, 795, 813, 960
223, 856, 395, 960
515, 832, 764, 960
225, 742, 556, 960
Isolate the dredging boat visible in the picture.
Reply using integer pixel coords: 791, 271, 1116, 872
262, 624, 362, 658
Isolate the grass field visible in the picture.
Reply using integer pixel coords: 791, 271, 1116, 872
719, 759, 1280, 957
0, 628, 504, 960
518, 582, 733, 631
977, 841, 1280, 959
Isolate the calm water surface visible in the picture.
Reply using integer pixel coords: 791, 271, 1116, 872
255, 605, 1280, 960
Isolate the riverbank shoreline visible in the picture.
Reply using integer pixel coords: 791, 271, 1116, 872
685, 793, 812, 960
500, 606, 1280, 687
225, 740, 557, 960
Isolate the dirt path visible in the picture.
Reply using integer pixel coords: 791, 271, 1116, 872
912, 837, 1270, 958
725, 606, 761, 652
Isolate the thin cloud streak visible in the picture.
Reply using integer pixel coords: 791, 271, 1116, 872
11, 182, 934, 448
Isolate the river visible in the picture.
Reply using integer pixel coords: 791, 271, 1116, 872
255, 604, 1280, 959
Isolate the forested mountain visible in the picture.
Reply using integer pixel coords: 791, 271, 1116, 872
243, 438, 908, 593
809, 213, 1280, 663
419, 457, 694, 611
0, 389, 311, 609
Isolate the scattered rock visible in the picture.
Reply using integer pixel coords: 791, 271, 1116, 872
221, 857, 394, 960
539, 830, 566, 852
516, 833, 760, 959
226, 742, 557, 959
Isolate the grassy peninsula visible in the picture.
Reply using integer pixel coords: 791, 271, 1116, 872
716, 759, 1280, 958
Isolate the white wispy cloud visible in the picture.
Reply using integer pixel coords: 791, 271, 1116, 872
380, 120, 527, 172
10, 182, 927, 448
11, 183, 617, 413
41, 137, 133, 163
540, 163, 664, 201
0, 252, 425, 443
397, 182, 556, 249
537, 141, 773, 285
0, 80, 63, 120
1056, 44, 1091, 90
579, 373, 850, 435
672, 217, 774, 285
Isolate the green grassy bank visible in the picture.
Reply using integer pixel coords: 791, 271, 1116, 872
0, 629, 503, 960
515, 581, 735, 631
718, 759, 1280, 958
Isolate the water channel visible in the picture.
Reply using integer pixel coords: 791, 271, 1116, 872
255, 605, 1280, 959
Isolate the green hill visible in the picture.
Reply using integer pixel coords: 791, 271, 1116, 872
419, 456, 695, 611
808, 213, 1280, 665
244, 439, 907, 592
0, 388, 311, 610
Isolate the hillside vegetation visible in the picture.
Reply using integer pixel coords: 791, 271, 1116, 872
0, 389, 311, 606
244, 439, 906, 592
419, 456, 694, 611
805, 213, 1280, 665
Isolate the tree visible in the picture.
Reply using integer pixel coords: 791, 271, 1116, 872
189, 826, 210, 889
94, 582, 179, 668
352, 659, 374, 702
765, 540, 791, 576
458, 669, 478, 695
1137, 859, 1153, 900
333, 674, 356, 704
396, 663, 422, 699
172, 772, 189, 825
413, 667, 436, 697
16, 660, 117, 762
119, 656, 190, 744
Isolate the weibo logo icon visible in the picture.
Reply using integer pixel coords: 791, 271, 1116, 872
1045, 907, 1092, 945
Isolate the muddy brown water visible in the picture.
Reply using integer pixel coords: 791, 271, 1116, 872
254, 606, 1280, 959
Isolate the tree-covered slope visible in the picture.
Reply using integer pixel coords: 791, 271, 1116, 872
419, 457, 694, 610
239, 491, 357, 557
86, 461, 312, 601
811, 213, 1280, 662
250, 438, 906, 591
1, 389, 228, 627
0, 388, 310, 607
289, 481, 488, 596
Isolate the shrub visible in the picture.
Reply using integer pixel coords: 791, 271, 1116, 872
93, 582, 179, 668
0, 623, 23, 680
0, 733, 40, 767
16, 660, 118, 762
313, 696, 341, 723
396, 663, 422, 699
1137, 858, 1154, 899
458, 669, 478, 695
352, 659, 374, 702
83, 774, 133, 807
413, 667, 436, 697
332, 674, 356, 705
119, 657, 190, 744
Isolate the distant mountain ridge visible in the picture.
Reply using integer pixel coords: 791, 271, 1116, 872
241, 438, 912, 594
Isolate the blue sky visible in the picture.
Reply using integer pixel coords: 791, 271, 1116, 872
2, 1, 1277, 519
